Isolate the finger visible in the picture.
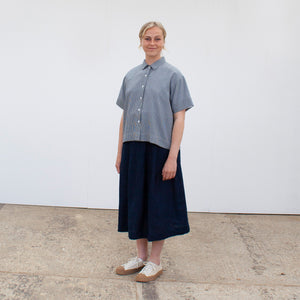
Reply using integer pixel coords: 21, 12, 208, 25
165, 172, 172, 180
162, 173, 168, 181
166, 172, 175, 180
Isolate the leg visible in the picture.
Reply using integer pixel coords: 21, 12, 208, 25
116, 238, 148, 275
136, 238, 148, 261
149, 240, 164, 265
135, 239, 164, 282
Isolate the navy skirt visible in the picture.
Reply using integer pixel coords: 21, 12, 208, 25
118, 141, 190, 241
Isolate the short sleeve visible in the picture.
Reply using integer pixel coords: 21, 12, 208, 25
170, 72, 194, 113
116, 77, 126, 109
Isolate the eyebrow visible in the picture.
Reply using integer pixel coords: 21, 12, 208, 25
144, 35, 162, 38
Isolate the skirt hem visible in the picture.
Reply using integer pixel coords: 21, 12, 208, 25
118, 226, 190, 242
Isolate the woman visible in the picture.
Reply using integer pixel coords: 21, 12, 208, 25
115, 21, 193, 282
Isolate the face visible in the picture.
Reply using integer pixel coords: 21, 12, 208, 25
141, 27, 165, 61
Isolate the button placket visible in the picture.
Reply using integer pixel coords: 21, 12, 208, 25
137, 67, 151, 128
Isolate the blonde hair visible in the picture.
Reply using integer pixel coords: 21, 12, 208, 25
139, 21, 167, 47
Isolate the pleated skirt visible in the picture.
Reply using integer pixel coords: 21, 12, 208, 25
118, 141, 190, 241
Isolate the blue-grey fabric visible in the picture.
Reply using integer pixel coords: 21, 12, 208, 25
116, 57, 194, 149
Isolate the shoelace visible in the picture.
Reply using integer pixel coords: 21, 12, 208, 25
129, 257, 138, 262
142, 262, 156, 274
124, 257, 140, 266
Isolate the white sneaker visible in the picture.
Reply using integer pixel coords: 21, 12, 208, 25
116, 257, 145, 275
135, 261, 163, 282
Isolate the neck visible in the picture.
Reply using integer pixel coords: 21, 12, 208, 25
145, 55, 162, 66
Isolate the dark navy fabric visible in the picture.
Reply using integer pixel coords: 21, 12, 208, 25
118, 141, 190, 241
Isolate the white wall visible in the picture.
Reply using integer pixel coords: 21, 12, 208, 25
0, 0, 299, 213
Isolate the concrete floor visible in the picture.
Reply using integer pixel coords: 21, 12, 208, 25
0, 204, 299, 300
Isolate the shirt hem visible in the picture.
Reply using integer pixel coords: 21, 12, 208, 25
123, 137, 170, 150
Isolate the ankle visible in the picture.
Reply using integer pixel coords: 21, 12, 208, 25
149, 257, 160, 265
138, 255, 148, 261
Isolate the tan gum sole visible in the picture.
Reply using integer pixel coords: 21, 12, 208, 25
135, 269, 163, 282
116, 265, 144, 275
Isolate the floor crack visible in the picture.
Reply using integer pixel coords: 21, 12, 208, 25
229, 216, 267, 275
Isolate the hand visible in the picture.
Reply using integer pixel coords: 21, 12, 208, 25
115, 155, 121, 174
162, 158, 177, 181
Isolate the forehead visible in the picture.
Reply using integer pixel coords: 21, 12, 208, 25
144, 26, 163, 37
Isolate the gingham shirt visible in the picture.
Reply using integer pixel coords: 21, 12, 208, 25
116, 57, 193, 149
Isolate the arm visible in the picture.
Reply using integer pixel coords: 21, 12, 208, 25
115, 112, 124, 174
162, 109, 186, 181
